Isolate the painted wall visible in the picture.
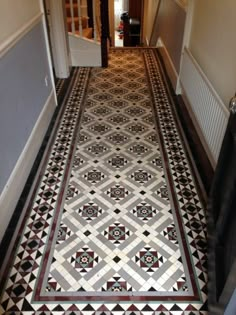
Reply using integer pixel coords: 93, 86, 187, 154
156, 0, 186, 74
0, 0, 41, 44
123, 0, 128, 12
0, 22, 53, 193
0, 1, 56, 242
142, 0, 160, 45
189, 0, 236, 106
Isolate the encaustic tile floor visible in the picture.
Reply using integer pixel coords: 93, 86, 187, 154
0, 49, 207, 314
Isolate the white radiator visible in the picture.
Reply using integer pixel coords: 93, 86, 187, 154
180, 48, 230, 166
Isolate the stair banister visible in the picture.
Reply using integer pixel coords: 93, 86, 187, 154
69, 0, 75, 34
77, 0, 83, 36
93, 0, 98, 41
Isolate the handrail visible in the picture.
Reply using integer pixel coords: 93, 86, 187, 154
93, 0, 98, 41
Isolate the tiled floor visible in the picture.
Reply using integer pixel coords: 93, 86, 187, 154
0, 49, 207, 314
115, 31, 123, 47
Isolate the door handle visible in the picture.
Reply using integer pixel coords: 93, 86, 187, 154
229, 94, 236, 114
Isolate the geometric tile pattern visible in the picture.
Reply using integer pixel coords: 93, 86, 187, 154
131, 202, 158, 221
78, 202, 103, 221
45, 50, 188, 296
101, 275, 133, 292
103, 222, 131, 245
0, 50, 207, 314
70, 246, 100, 273
134, 246, 167, 274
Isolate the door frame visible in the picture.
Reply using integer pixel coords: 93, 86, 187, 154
42, 0, 70, 79
39, 0, 57, 104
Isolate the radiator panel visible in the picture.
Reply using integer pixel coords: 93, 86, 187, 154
180, 48, 229, 164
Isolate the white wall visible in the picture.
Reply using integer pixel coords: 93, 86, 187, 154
142, 0, 159, 45
114, 0, 124, 27
0, 0, 41, 44
189, 0, 236, 106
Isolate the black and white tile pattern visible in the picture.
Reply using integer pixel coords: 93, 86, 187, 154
0, 49, 207, 314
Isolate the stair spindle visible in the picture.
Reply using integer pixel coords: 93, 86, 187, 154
69, 0, 75, 34
93, 0, 98, 41
77, 0, 83, 36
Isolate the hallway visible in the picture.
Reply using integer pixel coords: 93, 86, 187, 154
0, 49, 207, 314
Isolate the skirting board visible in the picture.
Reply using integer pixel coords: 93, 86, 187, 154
0, 90, 56, 243
145, 36, 149, 47
157, 38, 178, 91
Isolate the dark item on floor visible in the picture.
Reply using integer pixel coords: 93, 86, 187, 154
208, 101, 236, 314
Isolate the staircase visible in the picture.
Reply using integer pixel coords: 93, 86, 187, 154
65, 0, 92, 39
65, 0, 102, 67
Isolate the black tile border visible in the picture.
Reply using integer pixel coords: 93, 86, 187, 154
155, 49, 214, 200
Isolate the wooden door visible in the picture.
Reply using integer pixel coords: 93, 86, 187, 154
128, 0, 142, 18
208, 96, 236, 314
123, 0, 143, 46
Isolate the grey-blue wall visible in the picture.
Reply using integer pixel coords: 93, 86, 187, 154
0, 21, 52, 193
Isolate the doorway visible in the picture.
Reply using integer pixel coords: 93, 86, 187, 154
114, 0, 129, 47
42, 0, 70, 78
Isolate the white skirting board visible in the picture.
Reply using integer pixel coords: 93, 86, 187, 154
157, 38, 178, 91
0, 90, 56, 243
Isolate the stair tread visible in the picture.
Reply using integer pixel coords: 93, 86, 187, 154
73, 27, 93, 39
65, 3, 78, 8
75, 27, 92, 33
65, 0, 87, 4
67, 16, 89, 22
65, 3, 87, 7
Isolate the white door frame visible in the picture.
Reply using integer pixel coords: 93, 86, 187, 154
40, 0, 57, 104
176, 0, 194, 94
42, 0, 70, 79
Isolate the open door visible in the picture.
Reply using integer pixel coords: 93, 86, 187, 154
208, 95, 236, 314
123, 0, 143, 46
